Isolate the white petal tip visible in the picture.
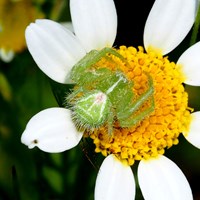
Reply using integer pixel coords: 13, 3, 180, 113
144, 0, 196, 55
25, 19, 86, 84
95, 154, 135, 200
0, 49, 14, 62
21, 108, 83, 153
70, 0, 117, 51
183, 111, 200, 149
138, 155, 193, 200
177, 41, 200, 86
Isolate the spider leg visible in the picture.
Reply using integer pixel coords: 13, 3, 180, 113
70, 47, 126, 83
117, 72, 154, 120
65, 86, 84, 105
119, 96, 155, 127
77, 68, 114, 87
107, 107, 115, 137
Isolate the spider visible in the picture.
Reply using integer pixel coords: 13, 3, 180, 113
67, 47, 155, 136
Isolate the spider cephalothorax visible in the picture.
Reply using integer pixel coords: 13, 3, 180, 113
67, 47, 155, 136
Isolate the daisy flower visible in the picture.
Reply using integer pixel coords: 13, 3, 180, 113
0, 0, 44, 62
21, 0, 200, 199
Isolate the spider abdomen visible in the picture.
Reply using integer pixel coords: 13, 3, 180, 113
73, 91, 111, 129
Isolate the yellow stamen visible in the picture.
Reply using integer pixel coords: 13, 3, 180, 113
84, 46, 191, 166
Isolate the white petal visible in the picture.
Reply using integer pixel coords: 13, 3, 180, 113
95, 154, 135, 200
0, 49, 14, 63
138, 155, 193, 200
70, 0, 117, 52
21, 107, 83, 153
144, 0, 196, 55
183, 111, 200, 148
177, 41, 200, 86
25, 19, 86, 84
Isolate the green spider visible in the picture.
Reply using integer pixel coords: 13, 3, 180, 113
67, 47, 155, 136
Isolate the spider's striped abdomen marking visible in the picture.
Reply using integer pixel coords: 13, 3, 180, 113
73, 91, 111, 129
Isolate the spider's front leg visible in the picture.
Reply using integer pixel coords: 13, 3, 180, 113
117, 73, 155, 127
119, 96, 155, 127
107, 107, 115, 137
70, 47, 126, 84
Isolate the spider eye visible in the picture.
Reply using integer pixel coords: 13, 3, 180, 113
74, 91, 111, 128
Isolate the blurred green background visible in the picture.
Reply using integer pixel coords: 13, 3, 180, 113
0, 0, 200, 200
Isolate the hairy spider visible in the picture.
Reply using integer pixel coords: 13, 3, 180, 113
67, 47, 155, 136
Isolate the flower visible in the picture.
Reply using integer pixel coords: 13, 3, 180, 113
0, 0, 44, 62
21, 0, 200, 199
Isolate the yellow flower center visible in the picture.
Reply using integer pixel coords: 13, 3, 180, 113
84, 45, 191, 166
0, 0, 44, 53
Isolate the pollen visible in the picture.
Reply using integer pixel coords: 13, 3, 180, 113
0, 0, 44, 53
86, 45, 191, 166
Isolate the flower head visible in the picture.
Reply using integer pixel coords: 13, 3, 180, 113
0, 0, 44, 62
21, 0, 200, 199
